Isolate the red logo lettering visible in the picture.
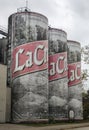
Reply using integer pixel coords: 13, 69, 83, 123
12, 40, 48, 79
68, 62, 81, 87
49, 52, 67, 81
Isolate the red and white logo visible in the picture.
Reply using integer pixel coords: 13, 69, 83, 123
12, 40, 48, 79
49, 52, 67, 81
68, 62, 81, 87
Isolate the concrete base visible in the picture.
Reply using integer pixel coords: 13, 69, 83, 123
0, 64, 11, 123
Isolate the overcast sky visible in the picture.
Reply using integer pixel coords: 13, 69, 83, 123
0, 0, 89, 46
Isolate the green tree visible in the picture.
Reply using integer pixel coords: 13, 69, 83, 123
83, 90, 89, 119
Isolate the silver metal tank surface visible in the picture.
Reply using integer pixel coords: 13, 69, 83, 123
8, 11, 48, 122
67, 40, 83, 120
48, 28, 68, 120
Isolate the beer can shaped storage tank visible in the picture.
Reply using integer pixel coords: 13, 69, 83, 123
67, 40, 83, 120
7, 19, 12, 86
7, 43, 11, 86
48, 28, 68, 120
0, 38, 7, 65
8, 11, 48, 122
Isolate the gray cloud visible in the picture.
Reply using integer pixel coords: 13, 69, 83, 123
65, 0, 89, 45
69, 0, 89, 19
0, 0, 89, 46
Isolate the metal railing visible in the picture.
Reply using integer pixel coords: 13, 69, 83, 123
0, 26, 8, 37
17, 7, 31, 13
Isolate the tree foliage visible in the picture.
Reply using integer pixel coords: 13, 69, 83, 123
83, 90, 89, 119
81, 45, 89, 119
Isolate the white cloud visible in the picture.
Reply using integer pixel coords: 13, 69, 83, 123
49, 96, 67, 107
69, 99, 82, 109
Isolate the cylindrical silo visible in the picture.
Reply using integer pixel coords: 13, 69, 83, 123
7, 43, 11, 86
0, 37, 7, 65
7, 19, 12, 86
67, 40, 83, 120
48, 28, 68, 121
8, 10, 48, 122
